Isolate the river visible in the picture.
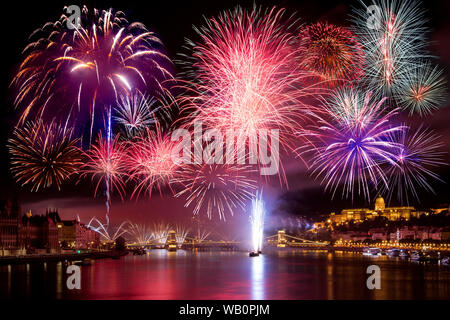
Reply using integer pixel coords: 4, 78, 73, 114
1, 249, 449, 299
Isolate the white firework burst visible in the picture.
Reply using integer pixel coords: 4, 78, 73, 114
352, 0, 430, 99
396, 63, 447, 115
114, 91, 167, 137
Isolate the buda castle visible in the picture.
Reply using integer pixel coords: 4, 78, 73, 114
327, 195, 422, 225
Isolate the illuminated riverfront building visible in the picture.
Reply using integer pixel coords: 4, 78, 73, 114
0, 197, 22, 254
21, 210, 60, 253
57, 219, 100, 249
327, 196, 420, 225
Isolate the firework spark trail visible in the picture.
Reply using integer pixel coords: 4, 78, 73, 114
380, 126, 447, 204
86, 217, 129, 241
194, 229, 211, 242
125, 124, 181, 199
177, 6, 327, 153
11, 6, 173, 139
105, 108, 112, 226
8, 120, 82, 191
175, 225, 190, 246
152, 222, 171, 245
126, 222, 154, 244
300, 91, 406, 201
250, 192, 265, 253
298, 22, 365, 86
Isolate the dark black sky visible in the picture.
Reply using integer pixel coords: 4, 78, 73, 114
2, 0, 450, 223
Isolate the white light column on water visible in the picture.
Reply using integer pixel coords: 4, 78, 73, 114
251, 192, 265, 253
105, 106, 112, 227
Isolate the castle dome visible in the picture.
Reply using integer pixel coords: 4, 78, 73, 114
374, 195, 385, 211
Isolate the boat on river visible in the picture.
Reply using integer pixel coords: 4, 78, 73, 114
399, 250, 409, 258
410, 251, 427, 262
442, 257, 450, 266
387, 248, 401, 257
363, 247, 382, 256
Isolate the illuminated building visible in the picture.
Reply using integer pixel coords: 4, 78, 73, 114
0, 197, 22, 255
21, 210, 60, 253
389, 226, 449, 241
327, 196, 420, 225
57, 219, 100, 249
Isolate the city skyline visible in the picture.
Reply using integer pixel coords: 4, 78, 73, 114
1, 0, 450, 227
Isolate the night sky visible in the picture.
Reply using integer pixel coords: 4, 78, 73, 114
2, 0, 450, 230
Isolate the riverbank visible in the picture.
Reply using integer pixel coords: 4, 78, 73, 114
0, 250, 128, 265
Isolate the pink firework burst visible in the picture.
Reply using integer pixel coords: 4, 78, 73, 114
126, 125, 181, 199
81, 133, 127, 199
178, 6, 323, 147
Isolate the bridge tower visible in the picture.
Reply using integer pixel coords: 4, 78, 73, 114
277, 230, 287, 247
166, 230, 177, 251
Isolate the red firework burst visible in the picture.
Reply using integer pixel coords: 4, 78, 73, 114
299, 22, 365, 86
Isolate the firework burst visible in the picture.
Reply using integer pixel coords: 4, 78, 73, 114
80, 133, 127, 200
178, 6, 322, 146
397, 63, 447, 115
175, 225, 190, 245
325, 87, 379, 127
298, 22, 365, 85
352, 0, 430, 99
126, 125, 181, 199
176, 162, 258, 220
114, 91, 167, 138
12, 6, 173, 138
8, 120, 82, 191
380, 127, 446, 204
302, 92, 406, 201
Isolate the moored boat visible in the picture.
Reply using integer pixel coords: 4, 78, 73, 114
363, 247, 382, 256
167, 243, 177, 252
74, 258, 94, 266
441, 257, 450, 266
410, 251, 427, 262
132, 248, 146, 255
399, 250, 409, 258
387, 248, 401, 257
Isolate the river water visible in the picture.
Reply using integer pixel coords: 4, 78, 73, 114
1, 249, 449, 299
